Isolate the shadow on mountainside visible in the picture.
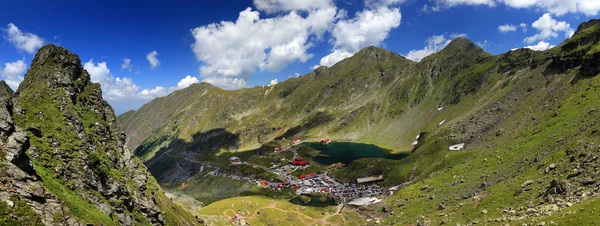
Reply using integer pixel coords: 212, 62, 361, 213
138, 128, 240, 183
276, 111, 335, 140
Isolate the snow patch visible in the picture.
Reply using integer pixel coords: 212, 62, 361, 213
449, 143, 465, 151
348, 197, 382, 206
439, 119, 446, 126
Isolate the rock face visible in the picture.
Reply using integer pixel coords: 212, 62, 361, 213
0, 44, 200, 225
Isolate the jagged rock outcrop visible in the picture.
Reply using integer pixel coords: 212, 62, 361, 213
0, 44, 201, 225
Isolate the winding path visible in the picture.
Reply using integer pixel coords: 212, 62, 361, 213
222, 203, 346, 226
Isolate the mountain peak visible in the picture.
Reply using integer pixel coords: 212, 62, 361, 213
18, 44, 87, 96
421, 37, 489, 63
31, 44, 81, 68
443, 37, 484, 55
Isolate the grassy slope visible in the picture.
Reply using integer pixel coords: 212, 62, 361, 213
197, 196, 356, 226
120, 19, 600, 224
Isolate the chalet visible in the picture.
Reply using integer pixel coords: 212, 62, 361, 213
229, 156, 242, 165
356, 175, 384, 184
274, 146, 283, 152
290, 157, 308, 166
292, 138, 302, 144
320, 138, 331, 144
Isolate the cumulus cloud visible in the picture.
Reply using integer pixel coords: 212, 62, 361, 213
84, 59, 140, 100
519, 23, 528, 32
146, 51, 160, 69
0, 60, 27, 90
405, 34, 452, 61
426, 0, 600, 16
121, 58, 132, 72
524, 13, 574, 44
253, 0, 333, 13
289, 72, 301, 78
476, 40, 490, 49
501, 0, 600, 16
269, 78, 278, 86
449, 33, 467, 38
176, 75, 200, 89
498, 24, 517, 32
314, 49, 354, 68
137, 86, 168, 99
191, 6, 337, 89
85, 59, 204, 100
4, 23, 44, 54
316, 6, 401, 67
202, 76, 247, 90
513, 41, 555, 51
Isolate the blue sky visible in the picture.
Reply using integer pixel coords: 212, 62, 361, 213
1, 0, 599, 114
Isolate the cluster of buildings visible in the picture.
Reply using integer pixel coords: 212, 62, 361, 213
220, 138, 385, 206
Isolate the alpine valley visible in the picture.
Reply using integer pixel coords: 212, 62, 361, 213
117, 19, 600, 225
2, 18, 600, 226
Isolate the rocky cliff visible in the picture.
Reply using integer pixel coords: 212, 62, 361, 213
0, 44, 201, 225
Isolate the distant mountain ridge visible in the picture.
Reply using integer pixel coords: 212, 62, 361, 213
117, 19, 600, 225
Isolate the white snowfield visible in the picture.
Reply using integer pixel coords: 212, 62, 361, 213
449, 143, 465, 151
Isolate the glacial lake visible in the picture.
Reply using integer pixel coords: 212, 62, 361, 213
289, 195, 337, 207
301, 142, 408, 165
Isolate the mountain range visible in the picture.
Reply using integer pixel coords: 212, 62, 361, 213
1, 18, 599, 226
119, 19, 600, 225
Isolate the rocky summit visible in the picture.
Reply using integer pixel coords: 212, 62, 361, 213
0, 44, 201, 225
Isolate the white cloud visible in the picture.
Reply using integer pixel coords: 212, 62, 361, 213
425, 0, 495, 11
253, 0, 333, 13
4, 23, 44, 54
519, 23, 528, 32
191, 6, 337, 89
524, 13, 574, 44
476, 40, 490, 49
427, 0, 600, 16
202, 76, 247, 90
316, 6, 401, 67
314, 49, 354, 68
405, 34, 452, 61
501, 0, 600, 16
146, 51, 160, 69
269, 78, 278, 86
84, 59, 140, 100
498, 24, 517, 32
85, 59, 203, 100
513, 41, 555, 51
176, 75, 200, 89
289, 72, 301, 78
0, 60, 27, 90
137, 86, 168, 99
121, 58, 132, 72
449, 33, 467, 38
365, 0, 405, 8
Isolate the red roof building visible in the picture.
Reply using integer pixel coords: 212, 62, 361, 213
320, 138, 330, 144
292, 138, 301, 143
290, 158, 308, 166
274, 146, 283, 152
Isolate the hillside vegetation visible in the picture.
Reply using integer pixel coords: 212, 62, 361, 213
0, 45, 201, 225
120, 19, 600, 225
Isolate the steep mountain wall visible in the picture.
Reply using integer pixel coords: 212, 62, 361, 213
0, 44, 201, 225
